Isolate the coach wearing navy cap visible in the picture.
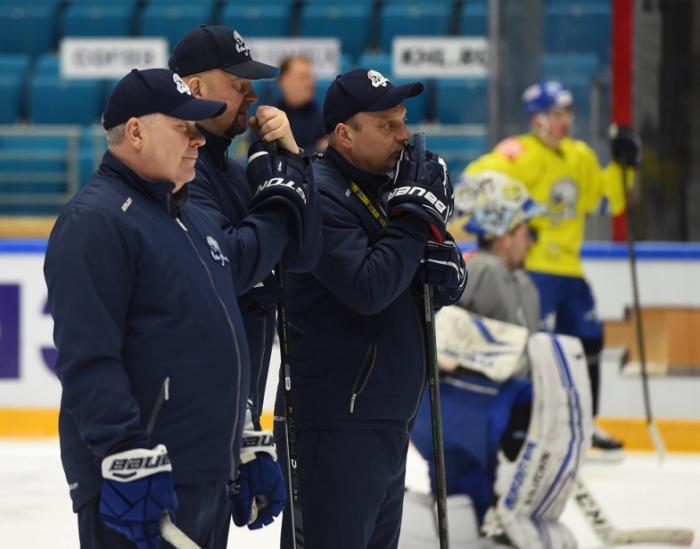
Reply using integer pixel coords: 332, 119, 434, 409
45, 67, 310, 548
275, 68, 464, 549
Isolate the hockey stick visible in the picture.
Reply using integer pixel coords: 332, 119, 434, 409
266, 140, 305, 549
144, 377, 202, 549
276, 259, 305, 549
573, 478, 694, 545
615, 135, 666, 461
414, 132, 450, 549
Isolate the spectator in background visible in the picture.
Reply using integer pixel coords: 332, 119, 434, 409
276, 55, 327, 153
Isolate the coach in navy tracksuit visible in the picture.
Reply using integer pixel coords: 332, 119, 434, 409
168, 26, 321, 430
277, 69, 467, 549
44, 69, 311, 549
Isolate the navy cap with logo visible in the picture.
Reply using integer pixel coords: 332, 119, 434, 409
169, 25, 279, 80
322, 68, 423, 133
102, 68, 227, 130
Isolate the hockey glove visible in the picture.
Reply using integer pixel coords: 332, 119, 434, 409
246, 141, 310, 243
609, 124, 642, 167
416, 237, 468, 306
99, 444, 177, 549
230, 411, 287, 530
387, 144, 454, 243
238, 273, 282, 314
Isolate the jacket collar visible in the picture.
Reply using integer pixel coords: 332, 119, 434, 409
324, 146, 391, 201
197, 124, 232, 169
100, 150, 188, 217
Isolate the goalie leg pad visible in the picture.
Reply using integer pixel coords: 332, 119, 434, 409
491, 333, 593, 547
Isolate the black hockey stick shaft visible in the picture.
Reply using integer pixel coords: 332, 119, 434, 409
414, 132, 450, 549
268, 139, 305, 549
276, 260, 304, 549
621, 160, 665, 461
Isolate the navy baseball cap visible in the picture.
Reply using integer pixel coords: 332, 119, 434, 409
169, 25, 279, 80
102, 68, 226, 130
322, 68, 423, 133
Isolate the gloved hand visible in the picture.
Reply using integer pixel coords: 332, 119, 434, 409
230, 411, 287, 530
609, 124, 642, 167
237, 273, 282, 314
100, 444, 178, 549
246, 141, 311, 242
387, 144, 454, 242
416, 237, 468, 305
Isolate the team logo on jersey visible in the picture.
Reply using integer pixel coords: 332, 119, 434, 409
547, 179, 578, 223
206, 236, 229, 267
367, 70, 389, 88
233, 30, 250, 56
173, 73, 191, 95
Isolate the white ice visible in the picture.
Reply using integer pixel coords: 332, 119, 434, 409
0, 439, 698, 548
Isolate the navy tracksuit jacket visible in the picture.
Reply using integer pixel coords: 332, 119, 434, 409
277, 146, 460, 549
190, 126, 321, 423
44, 151, 294, 514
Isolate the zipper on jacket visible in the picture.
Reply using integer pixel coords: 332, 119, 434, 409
175, 215, 244, 469
349, 343, 377, 413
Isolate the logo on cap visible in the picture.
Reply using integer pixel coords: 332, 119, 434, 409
367, 70, 389, 88
233, 30, 250, 56
173, 73, 192, 95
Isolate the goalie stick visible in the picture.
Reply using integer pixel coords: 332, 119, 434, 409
573, 478, 694, 546
415, 132, 450, 549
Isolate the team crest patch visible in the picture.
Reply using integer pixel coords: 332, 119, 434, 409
548, 179, 578, 223
206, 236, 229, 267
367, 70, 389, 88
173, 73, 191, 95
496, 137, 524, 160
233, 30, 250, 56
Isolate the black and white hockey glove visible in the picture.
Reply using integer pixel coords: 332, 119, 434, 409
387, 143, 454, 243
416, 237, 468, 305
246, 141, 311, 242
609, 124, 642, 167
230, 408, 286, 530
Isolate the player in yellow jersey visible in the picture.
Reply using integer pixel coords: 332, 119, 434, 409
465, 81, 641, 452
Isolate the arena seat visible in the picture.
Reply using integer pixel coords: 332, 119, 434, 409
0, 5, 56, 54
220, 4, 291, 37
357, 52, 393, 78
544, 3, 611, 66
0, 54, 30, 123
460, 3, 488, 36
62, 4, 136, 38
379, 5, 451, 53
435, 78, 488, 124
140, 3, 215, 50
300, 5, 372, 60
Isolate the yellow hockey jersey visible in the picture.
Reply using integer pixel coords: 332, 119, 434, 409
465, 133, 628, 277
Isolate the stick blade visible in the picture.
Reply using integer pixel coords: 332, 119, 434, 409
612, 528, 694, 546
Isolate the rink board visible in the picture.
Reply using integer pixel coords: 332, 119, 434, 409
1, 239, 699, 449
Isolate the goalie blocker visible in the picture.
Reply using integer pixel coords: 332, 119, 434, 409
410, 310, 593, 549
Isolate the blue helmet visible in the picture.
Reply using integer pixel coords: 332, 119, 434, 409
522, 81, 573, 117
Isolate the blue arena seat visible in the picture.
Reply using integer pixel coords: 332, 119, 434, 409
542, 53, 599, 82
300, 5, 372, 60
544, 3, 611, 66
357, 52, 393, 78
0, 5, 55, 54
140, 4, 215, 51
220, 5, 291, 37
62, 4, 135, 37
304, 0, 375, 5
460, 4, 488, 35
395, 77, 428, 124
379, 5, 451, 52
28, 56, 105, 125
0, 54, 29, 122
313, 77, 334, 108
428, 131, 489, 177
435, 77, 488, 124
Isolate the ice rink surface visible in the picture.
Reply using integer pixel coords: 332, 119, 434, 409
0, 440, 698, 549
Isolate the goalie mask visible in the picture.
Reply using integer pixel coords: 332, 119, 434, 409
454, 171, 544, 239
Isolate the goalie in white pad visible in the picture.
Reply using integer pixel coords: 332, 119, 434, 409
409, 172, 592, 548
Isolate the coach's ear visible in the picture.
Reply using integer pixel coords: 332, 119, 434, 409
333, 122, 353, 149
186, 76, 203, 99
